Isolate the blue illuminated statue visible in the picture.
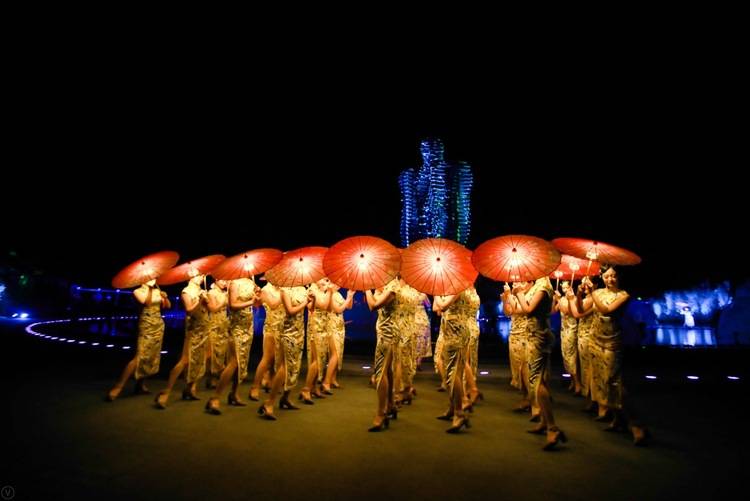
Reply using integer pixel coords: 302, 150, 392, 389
399, 139, 473, 246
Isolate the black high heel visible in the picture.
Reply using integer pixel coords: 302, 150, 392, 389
248, 387, 260, 402
298, 393, 314, 405
446, 417, 470, 433
257, 404, 277, 420
437, 411, 454, 421
182, 388, 200, 401
205, 397, 221, 415
228, 394, 247, 406
154, 391, 168, 409
368, 416, 389, 432
386, 408, 398, 420
542, 428, 568, 450
279, 399, 300, 410
320, 385, 334, 395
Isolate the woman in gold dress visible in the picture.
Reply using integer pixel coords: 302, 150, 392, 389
206, 279, 230, 389
106, 279, 170, 401
394, 280, 420, 405
301, 278, 332, 400
556, 281, 582, 395
462, 286, 483, 407
258, 285, 311, 419
569, 279, 596, 413
249, 281, 284, 401
156, 273, 210, 408
514, 276, 567, 450
503, 282, 531, 412
365, 278, 402, 431
322, 285, 354, 391
588, 267, 649, 445
414, 294, 432, 372
205, 276, 260, 414
433, 288, 475, 433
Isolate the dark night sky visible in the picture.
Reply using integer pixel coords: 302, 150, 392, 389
3, 68, 747, 299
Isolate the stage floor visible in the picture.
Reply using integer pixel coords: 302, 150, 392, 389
2, 319, 746, 500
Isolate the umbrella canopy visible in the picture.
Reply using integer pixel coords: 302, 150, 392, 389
265, 247, 328, 287
157, 255, 226, 286
473, 235, 561, 282
549, 254, 601, 280
211, 249, 283, 281
551, 238, 641, 266
400, 238, 477, 296
323, 235, 401, 291
112, 250, 180, 289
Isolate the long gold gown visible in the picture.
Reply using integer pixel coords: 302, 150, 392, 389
560, 301, 579, 378
306, 283, 331, 385
590, 288, 628, 409
183, 282, 210, 383
207, 284, 230, 377
134, 285, 166, 380
438, 289, 474, 396
464, 288, 481, 378
395, 284, 420, 391
577, 312, 594, 396
508, 296, 529, 390
373, 279, 402, 388
525, 278, 554, 406
276, 286, 308, 391
330, 291, 346, 371
414, 298, 432, 358
262, 283, 285, 344
229, 278, 256, 384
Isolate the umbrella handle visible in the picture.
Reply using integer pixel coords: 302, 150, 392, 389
555, 278, 560, 291
585, 260, 593, 276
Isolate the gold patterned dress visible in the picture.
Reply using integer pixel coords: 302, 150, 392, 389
508, 296, 529, 390
373, 279, 402, 388
330, 291, 347, 371
182, 282, 210, 384
439, 289, 474, 395
276, 286, 308, 391
395, 284, 420, 391
207, 284, 230, 377
577, 312, 594, 396
464, 288, 481, 378
134, 285, 166, 380
306, 283, 331, 384
559, 300, 579, 378
229, 278, 256, 384
525, 278, 554, 405
414, 298, 432, 358
262, 284, 285, 344
590, 288, 628, 409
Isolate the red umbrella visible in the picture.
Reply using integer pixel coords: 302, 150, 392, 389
549, 254, 601, 281
472, 235, 561, 283
265, 246, 328, 287
211, 249, 283, 281
112, 250, 180, 289
551, 238, 641, 266
400, 238, 478, 296
323, 236, 401, 291
157, 255, 226, 286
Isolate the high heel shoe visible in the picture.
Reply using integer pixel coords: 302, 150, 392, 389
386, 407, 398, 420
228, 394, 247, 406
368, 416, 389, 432
105, 387, 121, 402
632, 427, 651, 446
320, 384, 334, 395
311, 390, 326, 399
526, 424, 546, 434
248, 387, 260, 401
134, 382, 151, 395
298, 393, 314, 405
154, 391, 168, 409
446, 417, 471, 433
529, 413, 541, 422
205, 397, 221, 415
182, 388, 200, 401
470, 390, 484, 405
331, 382, 342, 389
279, 399, 300, 410
437, 410, 454, 421
257, 404, 277, 420
542, 428, 568, 451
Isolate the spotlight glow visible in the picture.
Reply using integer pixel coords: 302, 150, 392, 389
645, 375, 657, 380
479, 371, 489, 375
362, 365, 371, 370
687, 375, 699, 380
727, 376, 740, 380
562, 373, 571, 378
